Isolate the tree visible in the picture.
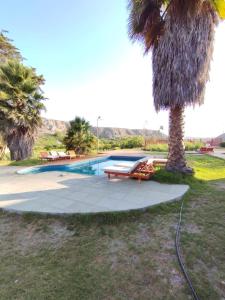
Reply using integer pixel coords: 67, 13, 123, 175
0, 133, 6, 159
0, 30, 23, 63
128, 0, 225, 173
0, 60, 46, 160
64, 117, 94, 154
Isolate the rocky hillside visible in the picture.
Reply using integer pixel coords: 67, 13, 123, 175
39, 118, 70, 135
91, 127, 167, 140
39, 118, 167, 140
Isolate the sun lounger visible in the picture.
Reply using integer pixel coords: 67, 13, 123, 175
67, 150, 77, 159
104, 165, 132, 173
114, 161, 136, 168
49, 151, 60, 160
115, 158, 167, 168
39, 151, 59, 161
114, 158, 153, 168
76, 153, 85, 158
57, 151, 70, 159
104, 159, 155, 182
152, 158, 168, 167
106, 158, 147, 171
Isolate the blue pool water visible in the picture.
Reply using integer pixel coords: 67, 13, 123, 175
18, 156, 145, 176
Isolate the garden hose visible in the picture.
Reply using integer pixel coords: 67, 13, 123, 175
175, 198, 200, 300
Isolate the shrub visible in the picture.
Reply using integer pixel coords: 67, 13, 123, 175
184, 141, 204, 151
98, 139, 121, 150
120, 136, 144, 149
220, 142, 225, 148
144, 141, 204, 152
34, 134, 63, 151
144, 143, 168, 152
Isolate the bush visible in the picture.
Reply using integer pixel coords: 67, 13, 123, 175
184, 141, 204, 151
144, 141, 204, 152
220, 142, 225, 148
98, 137, 144, 150
99, 139, 121, 150
120, 136, 144, 149
44, 145, 59, 151
34, 134, 64, 151
144, 143, 168, 152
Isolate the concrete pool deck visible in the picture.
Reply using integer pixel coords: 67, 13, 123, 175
0, 166, 189, 215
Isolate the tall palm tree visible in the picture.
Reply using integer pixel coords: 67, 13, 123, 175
0, 133, 6, 159
0, 60, 45, 160
64, 117, 94, 154
0, 30, 22, 63
128, 0, 225, 173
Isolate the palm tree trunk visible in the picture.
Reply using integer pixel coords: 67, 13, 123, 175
0, 145, 6, 159
7, 130, 33, 161
166, 106, 193, 173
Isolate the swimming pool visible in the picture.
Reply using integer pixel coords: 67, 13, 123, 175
18, 156, 145, 176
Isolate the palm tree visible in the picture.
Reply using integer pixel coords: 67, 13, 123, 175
0, 60, 45, 160
64, 117, 94, 154
0, 134, 6, 159
128, 0, 225, 173
0, 30, 22, 63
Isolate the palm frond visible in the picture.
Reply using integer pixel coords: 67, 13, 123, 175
153, 1, 218, 110
212, 0, 225, 18
0, 31, 23, 63
128, 0, 166, 51
0, 60, 46, 133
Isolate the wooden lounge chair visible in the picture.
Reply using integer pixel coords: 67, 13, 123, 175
49, 151, 60, 160
76, 153, 85, 158
115, 158, 167, 168
152, 158, 168, 167
39, 151, 58, 161
67, 150, 77, 159
104, 160, 155, 183
57, 151, 70, 159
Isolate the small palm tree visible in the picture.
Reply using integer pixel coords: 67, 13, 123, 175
64, 117, 94, 154
0, 60, 45, 160
128, 0, 225, 173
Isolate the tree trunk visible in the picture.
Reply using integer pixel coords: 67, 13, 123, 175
7, 130, 34, 161
0, 145, 6, 159
166, 106, 193, 174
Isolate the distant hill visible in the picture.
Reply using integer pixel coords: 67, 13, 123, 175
39, 118, 168, 140
39, 118, 69, 135
91, 127, 167, 140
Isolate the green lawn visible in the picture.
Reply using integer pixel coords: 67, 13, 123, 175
0, 155, 225, 299
0, 158, 47, 167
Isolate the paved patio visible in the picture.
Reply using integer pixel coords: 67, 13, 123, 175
210, 149, 225, 160
0, 166, 189, 215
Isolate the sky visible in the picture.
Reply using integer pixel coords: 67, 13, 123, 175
1, 0, 225, 138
